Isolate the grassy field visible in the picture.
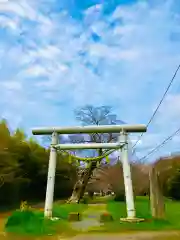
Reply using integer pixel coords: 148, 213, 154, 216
52, 202, 87, 220
4, 203, 87, 237
3, 196, 180, 236
104, 197, 180, 232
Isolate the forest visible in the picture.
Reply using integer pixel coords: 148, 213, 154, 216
0, 119, 77, 208
1, 105, 180, 211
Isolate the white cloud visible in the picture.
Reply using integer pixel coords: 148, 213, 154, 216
21, 65, 48, 77
0, 1, 26, 17
84, 4, 102, 16
89, 43, 140, 60
0, 15, 19, 30
27, 45, 62, 61
0, 81, 22, 90
0, 0, 180, 161
156, 94, 180, 125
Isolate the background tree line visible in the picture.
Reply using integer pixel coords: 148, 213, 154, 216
1, 104, 180, 211
0, 119, 77, 209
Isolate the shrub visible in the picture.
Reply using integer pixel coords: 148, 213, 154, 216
80, 196, 89, 204
5, 210, 52, 235
5, 210, 35, 228
114, 192, 125, 202
166, 168, 180, 200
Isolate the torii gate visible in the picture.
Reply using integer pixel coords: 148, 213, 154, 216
32, 124, 146, 220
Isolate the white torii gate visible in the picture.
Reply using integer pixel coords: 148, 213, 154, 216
32, 124, 146, 220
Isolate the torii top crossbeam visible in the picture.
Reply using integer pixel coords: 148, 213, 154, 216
32, 124, 147, 135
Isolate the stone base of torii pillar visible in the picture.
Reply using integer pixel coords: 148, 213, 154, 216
120, 217, 145, 223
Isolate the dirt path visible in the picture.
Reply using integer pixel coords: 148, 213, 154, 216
70, 231, 180, 240
70, 204, 106, 232
0, 231, 180, 240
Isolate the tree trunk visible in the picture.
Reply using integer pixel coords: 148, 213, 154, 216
67, 178, 83, 203
67, 161, 97, 203
149, 166, 165, 219
68, 149, 103, 203
88, 191, 94, 199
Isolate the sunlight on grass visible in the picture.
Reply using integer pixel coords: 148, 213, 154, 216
3, 197, 180, 236
52, 202, 87, 220
104, 196, 180, 232
4, 203, 87, 237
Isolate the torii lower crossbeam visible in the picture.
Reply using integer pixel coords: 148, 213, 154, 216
53, 143, 122, 150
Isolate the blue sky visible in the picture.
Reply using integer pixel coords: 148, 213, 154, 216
0, 0, 180, 162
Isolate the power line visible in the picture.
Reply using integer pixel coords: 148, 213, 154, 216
132, 64, 180, 150
139, 127, 180, 162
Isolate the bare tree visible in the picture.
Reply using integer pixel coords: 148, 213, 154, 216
88, 161, 150, 198
68, 105, 124, 203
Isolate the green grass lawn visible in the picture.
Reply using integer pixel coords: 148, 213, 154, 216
52, 202, 87, 220
4, 196, 180, 236
103, 197, 180, 232
52, 196, 180, 233
4, 203, 87, 237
